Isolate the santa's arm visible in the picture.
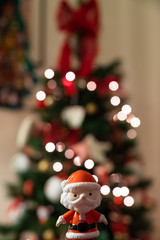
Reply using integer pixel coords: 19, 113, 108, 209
56, 215, 66, 227
99, 214, 108, 225
56, 210, 75, 227
91, 210, 108, 225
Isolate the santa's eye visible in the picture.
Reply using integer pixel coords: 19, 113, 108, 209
89, 192, 92, 196
68, 192, 79, 201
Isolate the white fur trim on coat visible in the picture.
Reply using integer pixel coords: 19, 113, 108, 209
66, 230, 99, 239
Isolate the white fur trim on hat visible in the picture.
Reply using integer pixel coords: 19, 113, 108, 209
62, 181, 101, 192
66, 230, 99, 239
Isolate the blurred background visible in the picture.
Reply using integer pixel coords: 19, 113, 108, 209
0, 0, 160, 239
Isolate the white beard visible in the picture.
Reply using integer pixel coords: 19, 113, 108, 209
60, 191, 102, 213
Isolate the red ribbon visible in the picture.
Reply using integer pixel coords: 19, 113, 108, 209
57, 0, 99, 77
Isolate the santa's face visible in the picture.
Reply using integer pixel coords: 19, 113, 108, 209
61, 186, 102, 213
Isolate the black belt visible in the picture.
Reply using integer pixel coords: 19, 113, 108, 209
69, 222, 96, 232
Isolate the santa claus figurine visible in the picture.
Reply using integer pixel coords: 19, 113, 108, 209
56, 170, 108, 239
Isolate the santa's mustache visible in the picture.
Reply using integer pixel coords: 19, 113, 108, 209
68, 194, 100, 207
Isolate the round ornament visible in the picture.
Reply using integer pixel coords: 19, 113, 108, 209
23, 179, 34, 196
38, 159, 49, 172
42, 229, 55, 240
19, 231, 39, 240
11, 152, 31, 173
44, 176, 62, 202
86, 103, 97, 114
45, 95, 54, 107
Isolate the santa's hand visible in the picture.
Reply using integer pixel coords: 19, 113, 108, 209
99, 214, 108, 225
56, 215, 66, 227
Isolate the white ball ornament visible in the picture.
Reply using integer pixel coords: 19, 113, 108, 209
44, 176, 62, 203
11, 152, 31, 173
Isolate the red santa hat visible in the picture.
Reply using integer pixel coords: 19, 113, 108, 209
61, 170, 101, 192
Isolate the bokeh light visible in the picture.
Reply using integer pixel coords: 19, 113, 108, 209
56, 142, 65, 152
65, 71, 76, 81
114, 196, 123, 205
84, 159, 95, 169
65, 149, 74, 159
117, 111, 127, 121
53, 162, 63, 172
45, 142, 55, 152
124, 196, 134, 207
127, 129, 137, 139
122, 104, 132, 115
73, 156, 82, 166
121, 186, 130, 197
36, 91, 46, 101
100, 185, 110, 195
87, 81, 97, 91
112, 187, 121, 197
110, 96, 120, 106
109, 81, 119, 91
44, 69, 54, 79
47, 80, 57, 89
130, 117, 141, 128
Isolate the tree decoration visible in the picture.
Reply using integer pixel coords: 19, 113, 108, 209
57, 0, 99, 76
71, 134, 112, 163
38, 159, 50, 172
7, 198, 26, 222
85, 102, 98, 115
23, 179, 34, 196
42, 229, 55, 240
61, 105, 86, 129
19, 231, 39, 240
11, 152, 31, 173
37, 206, 51, 224
44, 176, 62, 203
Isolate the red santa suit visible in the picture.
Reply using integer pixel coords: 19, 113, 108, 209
63, 209, 101, 239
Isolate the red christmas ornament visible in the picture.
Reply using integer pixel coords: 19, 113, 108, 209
62, 76, 77, 95
113, 196, 123, 205
23, 179, 34, 196
36, 99, 45, 109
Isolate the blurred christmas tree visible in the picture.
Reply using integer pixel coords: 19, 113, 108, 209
0, 0, 37, 108
0, 0, 153, 240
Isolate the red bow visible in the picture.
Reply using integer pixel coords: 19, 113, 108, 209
57, 0, 99, 77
